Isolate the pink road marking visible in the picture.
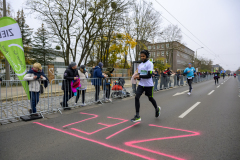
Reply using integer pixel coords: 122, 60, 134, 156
34, 122, 155, 160
71, 117, 128, 135
98, 123, 112, 127
106, 122, 140, 139
125, 124, 200, 160
62, 112, 98, 128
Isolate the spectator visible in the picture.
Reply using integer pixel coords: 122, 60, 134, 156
165, 68, 171, 88
0, 77, 2, 83
61, 62, 79, 110
131, 69, 138, 94
75, 65, 88, 107
90, 66, 95, 79
92, 62, 106, 103
176, 70, 181, 86
103, 67, 114, 102
162, 69, 168, 89
23, 63, 48, 116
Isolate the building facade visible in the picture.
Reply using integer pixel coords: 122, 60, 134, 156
146, 41, 194, 72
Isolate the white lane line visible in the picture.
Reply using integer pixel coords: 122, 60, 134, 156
173, 90, 188, 96
208, 90, 215, 95
221, 83, 223, 84
217, 85, 220, 88
179, 102, 201, 118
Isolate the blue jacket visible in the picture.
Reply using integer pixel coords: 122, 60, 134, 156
92, 66, 105, 85
184, 67, 196, 78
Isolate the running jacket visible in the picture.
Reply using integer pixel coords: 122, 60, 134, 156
184, 67, 196, 78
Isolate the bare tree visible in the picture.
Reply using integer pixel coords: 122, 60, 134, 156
131, 1, 162, 61
27, 0, 131, 66
159, 24, 182, 69
195, 57, 213, 72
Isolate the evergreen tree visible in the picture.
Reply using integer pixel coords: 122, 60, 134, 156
31, 23, 55, 68
15, 9, 33, 64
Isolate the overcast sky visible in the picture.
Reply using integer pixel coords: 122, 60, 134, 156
5, 0, 240, 71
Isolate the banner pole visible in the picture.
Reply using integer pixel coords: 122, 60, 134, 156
3, 0, 10, 80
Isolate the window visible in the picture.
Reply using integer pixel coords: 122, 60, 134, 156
161, 51, 164, 56
161, 44, 164, 48
157, 51, 160, 56
153, 45, 155, 49
153, 52, 155, 57
166, 43, 169, 48
157, 45, 160, 49
166, 51, 169, 56
148, 46, 151, 49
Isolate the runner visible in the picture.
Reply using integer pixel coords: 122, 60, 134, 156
234, 73, 237, 78
222, 72, 225, 79
183, 63, 196, 95
214, 71, 220, 85
131, 50, 161, 122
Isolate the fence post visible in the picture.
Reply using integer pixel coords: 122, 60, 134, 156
165, 76, 169, 89
174, 75, 177, 86
180, 75, 184, 86
169, 76, 172, 88
160, 76, 164, 90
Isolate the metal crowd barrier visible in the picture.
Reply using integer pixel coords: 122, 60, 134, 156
0, 77, 133, 124
238, 74, 240, 97
152, 74, 214, 91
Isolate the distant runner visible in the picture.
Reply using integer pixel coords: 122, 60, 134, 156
184, 63, 196, 95
131, 50, 161, 122
214, 71, 220, 85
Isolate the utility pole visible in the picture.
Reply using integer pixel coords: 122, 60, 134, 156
3, 0, 10, 80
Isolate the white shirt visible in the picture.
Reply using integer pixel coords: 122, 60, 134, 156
138, 60, 154, 87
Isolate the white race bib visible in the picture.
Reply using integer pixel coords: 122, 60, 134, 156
140, 70, 147, 75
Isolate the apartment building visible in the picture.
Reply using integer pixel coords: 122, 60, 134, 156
146, 41, 194, 72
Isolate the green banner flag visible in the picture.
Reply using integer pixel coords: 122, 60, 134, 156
0, 17, 30, 99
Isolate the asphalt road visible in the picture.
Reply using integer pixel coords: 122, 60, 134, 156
0, 76, 239, 160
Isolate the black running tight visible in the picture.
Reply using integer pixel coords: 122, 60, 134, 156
135, 94, 158, 113
215, 78, 219, 84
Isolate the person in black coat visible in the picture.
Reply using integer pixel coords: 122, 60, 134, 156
0, 77, 2, 84
90, 66, 95, 79
92, 62, 106, 102
61, 62, 79, 109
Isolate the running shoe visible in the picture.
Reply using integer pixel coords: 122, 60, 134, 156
131, 115, 141, 122
155, 106, 161, 117
81, 103, 86, 107
187, 92, 191, 95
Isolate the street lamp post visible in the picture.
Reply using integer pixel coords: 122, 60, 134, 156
196, 47, 204, 59
194, 47, 204, 68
